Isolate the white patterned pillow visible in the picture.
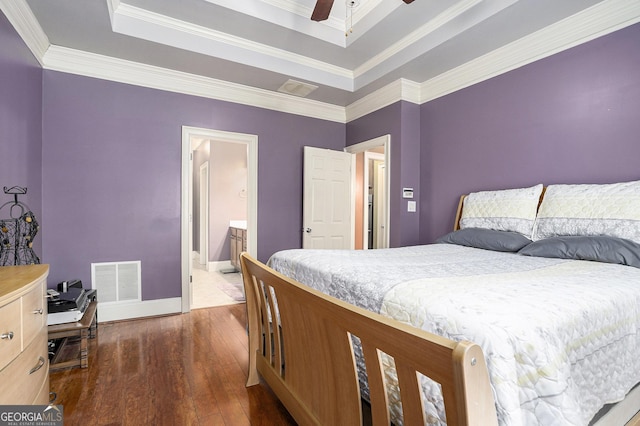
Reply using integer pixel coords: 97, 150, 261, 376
460, 184, 543, 238
533, 180, 640, 244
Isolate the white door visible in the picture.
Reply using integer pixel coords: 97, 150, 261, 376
303, 146, 353, 249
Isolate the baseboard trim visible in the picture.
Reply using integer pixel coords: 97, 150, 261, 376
96, 297, 182, 323
208, 260, 234, 271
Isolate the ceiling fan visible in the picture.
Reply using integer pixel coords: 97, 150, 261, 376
312, 0, 415, 22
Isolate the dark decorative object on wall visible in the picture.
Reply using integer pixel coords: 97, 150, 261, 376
0, 186, 40, 266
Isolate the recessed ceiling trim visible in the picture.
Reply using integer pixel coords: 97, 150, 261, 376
419, 0, 640, 103
203, 0, 394, 47
341, 0, 402, 46
346, 78, 420, 122
5, 0, 639, 125
112, 2, 355, 90
355, 0, 483, 79
354, 0, 508, 90
41, 45, 346, 123
106, 0, 120, 27
203, 0, 347, 46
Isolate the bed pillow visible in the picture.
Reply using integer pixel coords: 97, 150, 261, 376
436, 228, 532, 252
459, 184, 543, 238
532, 180, 640, 244
519, 236, 640, 268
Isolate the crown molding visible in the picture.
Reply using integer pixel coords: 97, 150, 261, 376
419, 0, 640, 103
42, 46, 346, 123
0, 0, 49, 65
3, 0, 640, 126
346, 79, 420, 122
111, 2, 354, 90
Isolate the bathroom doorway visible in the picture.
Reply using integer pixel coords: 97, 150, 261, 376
180, 127, 258, 312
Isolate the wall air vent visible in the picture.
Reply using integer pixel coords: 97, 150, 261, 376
91, 261, 141, 304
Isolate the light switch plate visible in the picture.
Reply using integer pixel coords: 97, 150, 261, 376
407, 200, 416, 212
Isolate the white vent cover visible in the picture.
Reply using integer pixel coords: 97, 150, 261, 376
277, 79, 318, 97
91, 261, 141, 304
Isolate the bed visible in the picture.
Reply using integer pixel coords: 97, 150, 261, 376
241, 181, 640, 425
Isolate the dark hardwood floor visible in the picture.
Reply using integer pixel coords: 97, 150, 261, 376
49, 304, 296, 425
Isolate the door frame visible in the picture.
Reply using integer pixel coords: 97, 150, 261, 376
345, 135, 390, 249
199, 161, 209, 267
181, 126, 258, 313
373, 158, 387, 249
364, 152, 386, 249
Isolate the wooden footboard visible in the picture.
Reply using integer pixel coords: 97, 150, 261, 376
240, 253, 498, 425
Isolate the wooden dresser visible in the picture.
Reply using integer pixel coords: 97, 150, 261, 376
0, 264, 49, 405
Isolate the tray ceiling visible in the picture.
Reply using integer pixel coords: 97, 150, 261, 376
14, 0, 640, 110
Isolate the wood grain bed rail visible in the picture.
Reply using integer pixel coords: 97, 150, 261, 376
240, 252, 498, 425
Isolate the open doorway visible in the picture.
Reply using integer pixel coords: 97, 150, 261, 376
346, 135, 390, 250
181, 127, 258, 313
191, 140, 246, 309
366, 151, 387, 249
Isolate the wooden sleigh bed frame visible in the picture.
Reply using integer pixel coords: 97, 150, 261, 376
240, 185, 640, 425
240, 252, 498, 425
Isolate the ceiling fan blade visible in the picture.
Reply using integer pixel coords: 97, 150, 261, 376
311, 0, 334, 22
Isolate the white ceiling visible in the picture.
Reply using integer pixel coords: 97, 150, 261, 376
9, 0, 640, 115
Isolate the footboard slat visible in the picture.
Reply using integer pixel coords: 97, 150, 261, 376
257, 281, 272, 365
397, 365, 426, 424
240, 252, 498, 426
361, 342, 391, 425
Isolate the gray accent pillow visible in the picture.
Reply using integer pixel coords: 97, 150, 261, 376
519, 236, 640, 268
436, 228, 532, 252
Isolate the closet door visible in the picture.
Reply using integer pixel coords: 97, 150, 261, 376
302, 147, 353, 250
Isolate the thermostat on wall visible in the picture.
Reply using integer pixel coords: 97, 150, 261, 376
403, 188, 414, 199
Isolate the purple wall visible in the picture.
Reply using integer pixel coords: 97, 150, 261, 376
420, 22, 640, 243
41, 72, 344, 300
0, 12, 43, 259
6, 4, 640, 303
346, 101, 422, 248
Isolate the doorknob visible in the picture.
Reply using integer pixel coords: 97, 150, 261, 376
304, 228, 312, 233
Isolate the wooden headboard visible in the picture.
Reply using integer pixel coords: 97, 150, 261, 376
240, 252, 498, 425
453, 187, 547, 231
454, 194, 467, 231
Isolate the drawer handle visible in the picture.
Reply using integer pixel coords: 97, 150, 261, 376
33, 308, 43, 315
29, 356, 46, 374
1, 331, 14, 340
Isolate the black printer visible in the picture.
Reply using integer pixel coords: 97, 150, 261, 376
47, 280, 97, 313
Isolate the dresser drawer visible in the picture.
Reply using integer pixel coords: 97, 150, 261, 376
0, 298, 22, 370
32, 370, 50, 405
22, 280, 45, 349
0, 327, 48, 405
